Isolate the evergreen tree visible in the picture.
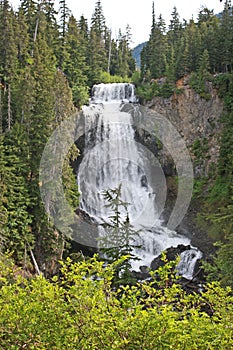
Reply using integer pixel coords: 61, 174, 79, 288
0, 1, 18, 132
199, 49, 211, 77
15, 7, 31, 68
197, 6, 214, 24
90, 0, 105, 38
115, 26, 135, 77
19, 0, 37, 52
0, 136, 7, 245
88, 0, 107, 83
99, 185, 140, 286
62, 15, 89, 107
168, 6, 182, 45
141, 7, 167, 79
219, 0, 233, 72
58, 0, 70, 65
108, 38, 119, 76
42, 0, 60, 55
2, 128, 33, 262
59, 0, 70, 39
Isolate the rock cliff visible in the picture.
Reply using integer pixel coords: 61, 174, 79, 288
147, 77, 224, 177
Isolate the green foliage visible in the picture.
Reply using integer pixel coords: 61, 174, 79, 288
0, 255, 233, 349
201, 199, 233, 287
197, 69, 233, 286
189, 73, 212, 100
62, 15, 89, 107
136, 79, 180, 101
136, 82, 155, 101
131, 69, 141, 85
188, 50, 212, 99
0, 252, 16, 286
139, 2, 233, 100
192, 177, 208, 199
191, 137, 210, 167
99, 71, 131, 83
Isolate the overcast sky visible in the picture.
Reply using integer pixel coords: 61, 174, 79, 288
10, 0, 225, 46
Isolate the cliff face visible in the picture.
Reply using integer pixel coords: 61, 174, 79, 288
147, 78, 224, 177
143, 80, 224, 255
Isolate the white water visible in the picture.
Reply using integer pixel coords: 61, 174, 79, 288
91, 83, 137, 103
78, 83, 201, 279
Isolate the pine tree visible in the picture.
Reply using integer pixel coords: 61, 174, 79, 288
118, 25, 135, 77
197, 6, 214, 24
2, 129, 33, 262
58, 0, 70, 65
19, 0, 37, 52
219, 0, 233, 72
15, 7, 31, 68
62, 15, 89, 107
116, 26, 135, 77
0, 1, 18, 132
59, 0, 70, 39
42, 0, 60, 55
198, 49, 211, 77
108, 38, 119, 76
168, 6, 182, 44
208, 16, 221, 73
141, 4, 168, 80
99, 185, 140, 286
88, 0, 107, 84
0, 136, 7, 245
90, 0, 105, 38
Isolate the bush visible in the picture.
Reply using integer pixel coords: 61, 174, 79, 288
99, 71, 131, 84
0, 255, 233, 349
189, 72, 211, 100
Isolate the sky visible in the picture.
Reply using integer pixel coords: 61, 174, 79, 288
10, 0, 225, 46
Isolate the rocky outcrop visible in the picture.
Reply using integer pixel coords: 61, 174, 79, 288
147, 78, 223, 177
132, 245, 206, 293
150, 244, 192, 271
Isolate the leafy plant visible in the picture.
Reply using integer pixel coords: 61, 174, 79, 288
0, 254, 233, 349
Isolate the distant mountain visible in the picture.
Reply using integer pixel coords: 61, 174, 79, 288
133, 42, 147, 69
216, 12, 223, 19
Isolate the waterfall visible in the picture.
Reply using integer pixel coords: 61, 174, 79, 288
91, 83, 137, 103
77, 82, 201, 279
177, 249, 203, 280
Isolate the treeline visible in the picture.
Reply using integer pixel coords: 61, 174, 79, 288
0, 0, 135, 273
138, 1, 233, 98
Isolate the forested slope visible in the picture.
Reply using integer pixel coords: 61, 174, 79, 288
0, 0, 135, 272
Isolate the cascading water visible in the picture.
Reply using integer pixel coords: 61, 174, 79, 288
77, 82, 202, 279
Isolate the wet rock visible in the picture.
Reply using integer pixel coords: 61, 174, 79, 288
150, 244, 192, 271
132, 265, 150, 280
134, 127, 159, 157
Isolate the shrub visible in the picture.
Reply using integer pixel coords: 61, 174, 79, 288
0, 255, 233, 349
